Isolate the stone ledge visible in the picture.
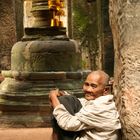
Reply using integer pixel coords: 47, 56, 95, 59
1, 70, 91, 80
0, 113, 52, 128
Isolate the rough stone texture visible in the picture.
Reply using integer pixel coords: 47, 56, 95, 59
0, 0, 83, 128
0, 0, 23, 71
11, 39, 81, 72
0, 0, 17, 70
15, 0, 24, 41
109, 0, 140, 139
0, 71, 90, 127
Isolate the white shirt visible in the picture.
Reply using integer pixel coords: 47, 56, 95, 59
53, 95, 121, 140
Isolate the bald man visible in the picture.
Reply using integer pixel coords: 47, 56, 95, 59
49, 70, 121, 140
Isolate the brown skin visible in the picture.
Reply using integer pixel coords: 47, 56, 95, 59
49, 70, 109, 108
83, 71, 109, 100
49, 89, 64, 108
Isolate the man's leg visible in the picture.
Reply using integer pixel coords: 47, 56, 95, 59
51, 95, 82, 140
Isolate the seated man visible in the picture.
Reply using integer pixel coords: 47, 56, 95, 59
49, 70, 121, 140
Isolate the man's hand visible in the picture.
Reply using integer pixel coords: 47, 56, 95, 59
49, 89, 65, 99
49, 89, 64, 108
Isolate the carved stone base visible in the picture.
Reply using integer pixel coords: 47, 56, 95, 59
0, 71, 90, 128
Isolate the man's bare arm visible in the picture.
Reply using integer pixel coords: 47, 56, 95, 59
49, 89, 65, 108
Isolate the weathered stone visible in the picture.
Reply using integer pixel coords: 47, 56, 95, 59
109, 0, 140, 139
0, 71, 89, 127
0, 0, 16, 70
11, 39, 81, 72
0, 0, 84, 128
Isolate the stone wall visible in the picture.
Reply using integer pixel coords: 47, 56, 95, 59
109, 0, 140, 139
0, 0, 16, 70
0, 0, 23, 71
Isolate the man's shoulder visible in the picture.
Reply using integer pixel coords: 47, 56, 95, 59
96, 94, 113, 102
93, 95, 115, 107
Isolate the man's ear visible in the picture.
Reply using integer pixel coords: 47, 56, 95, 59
103, 87, 109, 95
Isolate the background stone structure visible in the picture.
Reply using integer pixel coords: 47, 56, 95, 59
109, 0, 140, 139
0, 0, 23, 70
1, 0, 140, 138
0, 0, 114, 77
0, 0, 16, 70
0, 0, 87, 128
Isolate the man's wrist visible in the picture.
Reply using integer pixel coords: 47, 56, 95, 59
51, 94, 60, 108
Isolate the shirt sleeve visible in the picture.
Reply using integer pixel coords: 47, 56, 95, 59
53, 100, 121, 131
53, 104, 93, 131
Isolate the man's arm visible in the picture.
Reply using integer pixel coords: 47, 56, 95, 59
52, 95, 121, 132
53, 104, 88, 131
49, 89, 87, 131
49, 89, 61, 108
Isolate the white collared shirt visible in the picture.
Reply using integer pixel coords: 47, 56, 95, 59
53, 95, 121, 140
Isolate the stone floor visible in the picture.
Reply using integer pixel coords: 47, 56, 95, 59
0, 128, 53, 140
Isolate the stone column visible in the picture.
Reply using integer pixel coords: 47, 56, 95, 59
0, 0, 90, 128
0, 0, 17, 70
109, 0, 140, 139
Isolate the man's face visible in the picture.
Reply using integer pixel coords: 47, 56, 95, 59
83, 73, 106, 100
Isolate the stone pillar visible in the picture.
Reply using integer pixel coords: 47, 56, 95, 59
109, 0, 140, 139
0, 0, 90, 127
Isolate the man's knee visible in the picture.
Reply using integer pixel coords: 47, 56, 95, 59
58, 95, 82, 115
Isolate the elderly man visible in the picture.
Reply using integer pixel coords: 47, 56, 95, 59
49, 70, 121, 140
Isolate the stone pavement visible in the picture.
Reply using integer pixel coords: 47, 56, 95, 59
0, 128, 53, 140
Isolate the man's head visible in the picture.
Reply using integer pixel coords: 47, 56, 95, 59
83, 70, 109, 100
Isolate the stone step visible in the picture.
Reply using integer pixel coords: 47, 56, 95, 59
0, 112, 52, 128
0, 92, 49, 103
0, 99, 52, 127
0, 99, 51, 112
0, 90, 83, 103
0, 71, 89, 128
